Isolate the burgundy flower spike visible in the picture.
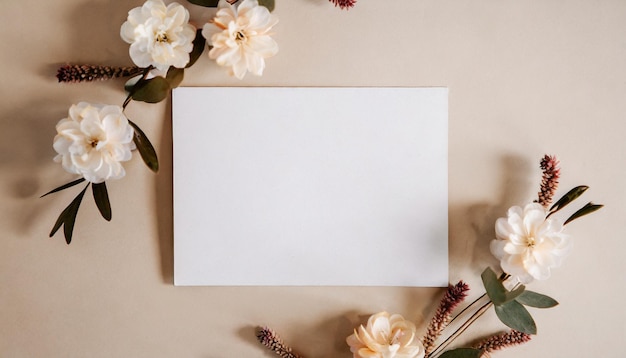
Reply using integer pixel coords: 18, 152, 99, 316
330, 0, 356, 10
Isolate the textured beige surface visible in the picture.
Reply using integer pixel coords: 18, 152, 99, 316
1, 0, 625, 357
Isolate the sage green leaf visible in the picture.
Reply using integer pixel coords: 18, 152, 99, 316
166, 67, 185, 89
40, 178, 85, 198
516, 290, 558, 308
128, 120, 159, 173
92, 182, 112, 221
186, 0, 219, 7
49, 183, 89, 244
564, 202, 603, 225
504, 285, 526, 303
186, 29, 206, 68
481, 267, 506, 305
130, 76, 170, 103
439, 348, 483, 358
494, 300, 537, 334
549, 185, 588, 214
259, 0, 275, 11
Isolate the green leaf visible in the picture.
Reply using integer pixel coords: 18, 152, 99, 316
259, 0, 275, 11
564, 202, 603, 225
439, 348, 483, 358
516, 290, 559, 308
481, 267, 506, 305
49, 184, 89, 244
494, 300, 537, 334
186, 0, 219, 7
128, 120, 159, 173
166, 67, 185, 89
124, 75, 142, 93
40, 178, 85, 198
549, 185, 588, 214
92, 182, 112, 221
504, 284, 526, 303
186, 29, 206, 68
130, 76, 170, 103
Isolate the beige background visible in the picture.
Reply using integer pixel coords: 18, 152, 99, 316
1, 0, 624, 357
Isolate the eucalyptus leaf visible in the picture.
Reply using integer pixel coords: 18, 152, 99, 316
549, 185, 588, 214
494, 300, 537, 334
439, 348, 483, 358
504, 284, 526, 303
564, 202, 603, 225
186, 29, 206, 68
259, 0, 275, 11
129, 120, 159, 173
124, 75, 142, 93
481, 267, 506, 305
166, 67, 185, 89
516, 290, 558, 308
92, 182, 112, 221
40, 178, 85, 198
186, 0, 220, 7
130, 76, 170, 103
49, 184, 89, 244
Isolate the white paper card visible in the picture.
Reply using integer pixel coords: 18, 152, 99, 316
173, 87, 448, 286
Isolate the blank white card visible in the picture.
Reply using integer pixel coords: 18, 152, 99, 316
173, 87, 448, 286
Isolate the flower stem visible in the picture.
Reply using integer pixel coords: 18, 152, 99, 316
445, 292, 486, 327
428, 299, 493, 358
427, 274, 508, 358
122, 66, 152, 109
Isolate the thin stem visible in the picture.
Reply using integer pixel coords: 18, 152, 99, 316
427, 273, 510, 358
428, 299, 493, 358
445, 292, 486, 327
122, 66, 152, 110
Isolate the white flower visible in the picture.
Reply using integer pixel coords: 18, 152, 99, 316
53, 102, 135, 184
347, 312, 425, 358
202, 0, 278, 79
121, 0, 196, 71
491, 203, 571, 283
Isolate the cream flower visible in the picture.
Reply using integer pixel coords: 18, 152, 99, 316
491, 203, 571, 284
202, 0, 279, 79
121, 0, 196, 71
347, 312, 425, 358
53, 102, 135, 184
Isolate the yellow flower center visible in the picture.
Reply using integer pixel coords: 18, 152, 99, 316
89, 138, 99, 148
235, 30, 246, 42
156, 31, 169, 43
526, 236, 536, 248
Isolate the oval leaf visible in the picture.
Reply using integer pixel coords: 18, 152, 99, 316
187, 29, 206, 68
564, 202, 603, 225
549, 185, 588, 214
166, 67, 185, 89
516, 290, 559, 308
259, 0, 275, 11
504, 284, 526, 303
186, 0, 219, 7
128, 120, 159, 173
494, 300, 537, 335
124, 75, 142, 93
92, 182, 112, 221
130, 76, 170, 103
481, 267, 506, 305
440, 348, 483, 358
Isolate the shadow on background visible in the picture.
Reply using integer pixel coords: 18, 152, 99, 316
156, 99, 174, 284
448, 154, 533, 278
